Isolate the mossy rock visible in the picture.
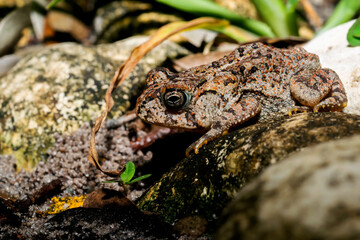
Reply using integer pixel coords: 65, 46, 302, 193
0, 36, 188, 168
137, 112, 360, 224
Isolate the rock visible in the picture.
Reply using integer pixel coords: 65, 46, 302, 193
303, 20, 360, 116
0, 36, 188, 166
0, 197, 21, 227
83, 188, 136, 209
137, 112, 360, 226
1, 189, 176, 239
33, 207, 176, 239
0, 54, 20, 77
215, 134, 360, 240
173, 215, 208, 238
0, 178, 62, 228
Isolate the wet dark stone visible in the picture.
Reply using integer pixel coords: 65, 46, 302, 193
0, 178, 63, 227
137, 112, 360, 228
0, 197, 21, 227
173, 215, 208, 238
35, 207, 176, 239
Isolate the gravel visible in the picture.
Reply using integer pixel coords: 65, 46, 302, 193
1, 120, 152, 199
0, 118, 153, 238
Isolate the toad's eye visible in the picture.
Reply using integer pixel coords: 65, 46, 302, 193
163, 90, 189, 110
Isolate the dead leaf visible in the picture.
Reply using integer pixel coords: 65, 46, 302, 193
173, 50, 232, 71
47, 11, 90, 42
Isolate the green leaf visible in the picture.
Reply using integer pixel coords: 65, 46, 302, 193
129, 174, 152, 184
157, 0, 274, 37
46, 0, 64, 10
286, 0, 300, 13
251, 0, 298, 37
102, 178, 122, 183
350, 18, 360, 38
121, 161, 136, 184
285, 0, 300, 36
347, 18, 360, 46
318, 0, 360, 35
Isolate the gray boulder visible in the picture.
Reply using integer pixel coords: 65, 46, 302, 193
216, 134, 360, 240
0, 36, 188, 165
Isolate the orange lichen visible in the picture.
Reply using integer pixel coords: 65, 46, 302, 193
47, 195, 87, 214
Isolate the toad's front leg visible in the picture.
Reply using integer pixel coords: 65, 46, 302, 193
186, 97, 261, 157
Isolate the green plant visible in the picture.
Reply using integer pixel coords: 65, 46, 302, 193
251, 0, 300, 37
46, 0, 64, 9
157, 0, 360, 41
156, 0, 275, 37
157, 0, 301, 37
45, 0, 360, 44
347, 17, 360, 46
103, 161, 151, 185
318, 0, 360, 35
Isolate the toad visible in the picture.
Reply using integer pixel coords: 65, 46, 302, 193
136, 42, 347, 156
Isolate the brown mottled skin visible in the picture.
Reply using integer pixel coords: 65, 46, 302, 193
136, 42, 347, 156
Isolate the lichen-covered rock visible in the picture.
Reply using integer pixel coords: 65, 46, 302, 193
0, 36, 188, 166
215, 134, 360, 240
137, 112, 360, 225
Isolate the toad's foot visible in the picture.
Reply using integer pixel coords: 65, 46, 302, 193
288, 106, 312, 116
185, 97, 261, 157
314, 101, 347, 112
290, 68, 347, 112
130, 127, 181, 151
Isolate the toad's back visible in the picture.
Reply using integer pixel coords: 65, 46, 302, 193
182, 42, 320, 99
